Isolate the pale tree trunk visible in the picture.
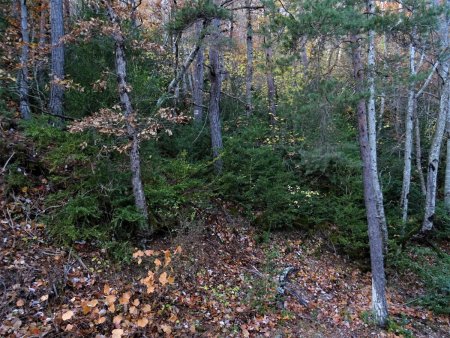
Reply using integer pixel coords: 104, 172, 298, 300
401, 39, 416, 224
104, 0, 149, 225
193, 21, 204, 124
209, 18, 223, 173
377, 33, 387, 136
18, 0, 31, 120
422, 0, 450, 232
50, 0, 65, 117
367, 0, 388, 251
245, 0, 253, 116
415, 111, 427, 196
351, 33, 388, 328
445, 119, 450, 212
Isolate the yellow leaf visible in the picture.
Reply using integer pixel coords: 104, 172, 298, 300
159, 272, 168, 286
62, 310, 74, 321
164, 250, 171, 266
112, 328, 124, 338
137, 318, 149, 328
21, 186, 28, 193
168, 275, 175, 284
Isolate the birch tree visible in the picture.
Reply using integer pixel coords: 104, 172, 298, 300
422, 0, 450, 232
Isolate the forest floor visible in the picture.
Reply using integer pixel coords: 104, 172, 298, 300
1, 181, 449, 338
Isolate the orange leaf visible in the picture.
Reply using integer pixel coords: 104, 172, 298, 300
142, 304, 151, 313
16, 299, 25, 307
113, 315, 123, 326
119, 292, 131, 305
144, 250, 154, 256
160, 324, 172, 334
164, 250, 171, 266
105, 295, 117, 305
97, 316, 106, 324
159, 272, 168, 286
103, 284, 111, 295
133, 298, 140, 306
87, 299, 98, 307
154, 258, 162, 267
137, 318, 149, 327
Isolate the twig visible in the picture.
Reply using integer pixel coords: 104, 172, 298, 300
1, 152, 15, 173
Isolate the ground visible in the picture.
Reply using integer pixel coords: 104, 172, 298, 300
0, 183, 449, 338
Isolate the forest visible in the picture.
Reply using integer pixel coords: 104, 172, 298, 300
0, 0, 449, 336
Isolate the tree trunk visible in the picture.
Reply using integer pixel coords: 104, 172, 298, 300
401, 39, 416, 224
245, 0, 253, 116
193, 21, 204, 124
264, 36, 276, 124
351, 33, 388, 327
415, 110, 427, 196
367, 0, 388, 251
208, 18, 223, 173
18, 0, 31, 120
422, 0, 450, 232
50, 0, 65, 117
445, 126, 450, 212
104, 0, 149, 225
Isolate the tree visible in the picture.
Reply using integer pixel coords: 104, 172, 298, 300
208, 16, 223, 173
193, 21, 205, 124
422, 0, 450, 232
351, 32, 388, 327
18, 0, 31, 120
49, 0, 65, 117
103, 0, 149, 226
245, 0, 254, 116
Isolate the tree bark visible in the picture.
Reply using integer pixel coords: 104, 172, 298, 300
414, 110, 427, 196
208, 18, 223, 173
18, 0, 31, 120
104, 0, 149, 225
422, 0, 450, 232
351, 33, 388, 327
401, 39, 416, 224
193, 21, 204, 124
245, 0, 253, 116
264, 35, 276, 124
50, 0, 65, 117
367, 0, 388, 251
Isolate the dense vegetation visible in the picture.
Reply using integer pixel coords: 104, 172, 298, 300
1, 0, 449, 334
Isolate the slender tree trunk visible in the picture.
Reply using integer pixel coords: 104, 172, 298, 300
422, 0, 450, 232
36, 1, 47, 88
264, 36, 276, 124
208, 18, 223, 173
18, 0, 31, 120
378, 33, 387, 136
445, 122, 450, 212
245, 0, 253, 116
50, 0, 65, 117
415, 111, 427, 196
193, 21, 204, 124
351, 33, 388, 327
401, 39, 416, 224
104, 0, 149, 225
367, 0, 388, 251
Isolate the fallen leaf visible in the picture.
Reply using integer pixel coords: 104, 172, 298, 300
112, 328, 124, 338
160, 324, 172, 334
97, 316, 106, 324
105, 295, 116, 305
137, 318, 149, 327
159, 272, 168, 285
40, 294, 49, 301
103, 284, 111, 295
16, 299, 25, 307
62, 310, 74, 321
154, 258, 162, 267
142, 304, 151, 313
113, 315, 123, 325
87, 299, 98, 307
